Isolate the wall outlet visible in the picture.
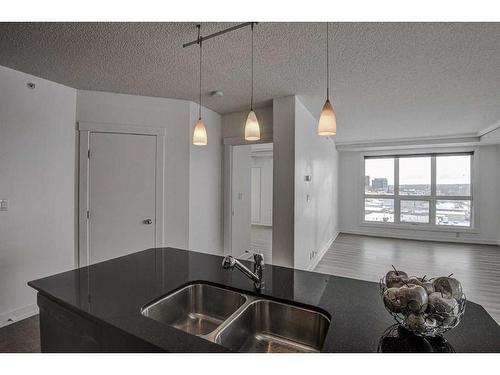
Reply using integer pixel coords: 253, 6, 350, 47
0, 199, 8, 211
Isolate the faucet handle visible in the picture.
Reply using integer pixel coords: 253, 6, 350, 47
222, 256, 236, 269
253, 253, 264, 265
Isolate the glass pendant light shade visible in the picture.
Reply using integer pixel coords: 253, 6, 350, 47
192, 25, 207, 146
318, 23, 337, 137
193, 118, 208, 146
245, 110, 260, 141
244, 24, 261, 142
318, 99, 337, 136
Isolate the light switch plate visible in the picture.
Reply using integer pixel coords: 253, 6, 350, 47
0, 199, 8, 211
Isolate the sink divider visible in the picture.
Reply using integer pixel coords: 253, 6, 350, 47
201, 293, 261, 343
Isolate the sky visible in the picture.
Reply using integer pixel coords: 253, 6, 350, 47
365, 155, 470, 185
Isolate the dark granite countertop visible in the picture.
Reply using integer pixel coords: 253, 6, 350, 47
28, 247, 500, 352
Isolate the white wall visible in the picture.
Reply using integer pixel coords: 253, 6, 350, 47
0, 66, 77, 323
188, 103, 223, 255
272, 96, 296, 267
294, 98, 339, 270
76, 90, 191, 249
77, 90, 225, 253
338, 146, 499, 244
271, 96, 340, 269
1, 69, 225, 324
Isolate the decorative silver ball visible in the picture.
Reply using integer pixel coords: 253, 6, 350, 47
380, 272, 466, 337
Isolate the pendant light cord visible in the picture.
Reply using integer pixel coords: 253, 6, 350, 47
250, 22, 254, 111
326, 22, 329, 100
197, 24, 202, 120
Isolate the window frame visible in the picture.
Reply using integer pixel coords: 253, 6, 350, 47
360, 149, 477, 233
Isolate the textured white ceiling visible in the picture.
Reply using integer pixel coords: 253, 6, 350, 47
0, 22, 499, 141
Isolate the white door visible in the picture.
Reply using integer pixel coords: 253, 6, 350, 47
231, 145, 251, 257
88, 132, 156, 264
251, 167, 261, 223
251, 154, 273, 226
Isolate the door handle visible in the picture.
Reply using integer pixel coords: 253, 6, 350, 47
143, 218, 153, 225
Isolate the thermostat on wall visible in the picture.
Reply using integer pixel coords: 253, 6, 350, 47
0, 199, 8, 211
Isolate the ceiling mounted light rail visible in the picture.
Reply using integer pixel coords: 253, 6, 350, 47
192, 24, 208, 146
183, 22, 257, 48
184, 22, 259, 143
318, 22, 337, 136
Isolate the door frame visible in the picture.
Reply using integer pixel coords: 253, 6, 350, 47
77, 121, 166, 267
223, 144, 234, 256
223, 141, 274, 257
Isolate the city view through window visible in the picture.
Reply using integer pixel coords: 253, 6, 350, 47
364, 154, 472, 227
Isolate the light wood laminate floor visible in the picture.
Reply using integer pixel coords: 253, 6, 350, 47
314, 233, 500, 324
0, 315, 40, 352
250, 225, 272, 262
238, 225, 273, 263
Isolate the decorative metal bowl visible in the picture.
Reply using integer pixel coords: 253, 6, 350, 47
380, 277, 466, 337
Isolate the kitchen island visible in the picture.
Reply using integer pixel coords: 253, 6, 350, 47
28, 247, 500, 352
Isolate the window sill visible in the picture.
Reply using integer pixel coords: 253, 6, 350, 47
359, 221, 479, 234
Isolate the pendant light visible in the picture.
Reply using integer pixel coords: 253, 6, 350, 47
244, 23, 261, 141
192, 24, 208, 146
318, 22, 337, 136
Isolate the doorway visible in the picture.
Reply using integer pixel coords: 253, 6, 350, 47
78, 122, 165, 266
227, 143, 273, 263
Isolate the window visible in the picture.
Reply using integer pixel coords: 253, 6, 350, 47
364, 198, 394, 222
436, 155, 471, 196
365, 158, 394, 195
363, 153, 473, 228
399, 156, 431, 195
400, 200, 429, 223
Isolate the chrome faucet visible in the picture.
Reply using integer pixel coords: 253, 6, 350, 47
222, 253, 264, 290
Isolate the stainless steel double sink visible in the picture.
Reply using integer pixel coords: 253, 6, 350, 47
141, 282, 331, 353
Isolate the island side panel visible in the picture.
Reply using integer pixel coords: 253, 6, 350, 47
37, 293, 162, 352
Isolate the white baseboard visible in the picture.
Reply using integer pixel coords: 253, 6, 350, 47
307, 231, 339, 271
0, 304, 39, 328
339, 227, 499, 246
